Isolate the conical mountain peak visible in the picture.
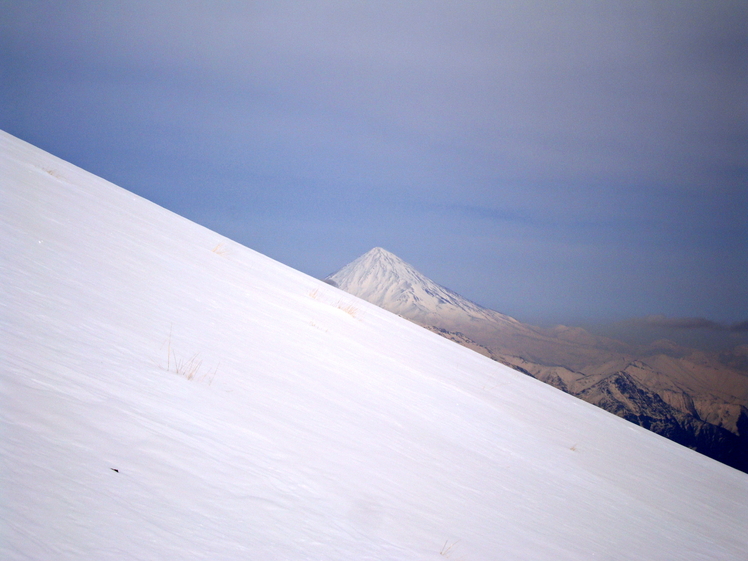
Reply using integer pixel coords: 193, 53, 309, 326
335, 247, 417, 280
366, 247, 394, 257
326, 248, 506, 323
352, 247, 405, 267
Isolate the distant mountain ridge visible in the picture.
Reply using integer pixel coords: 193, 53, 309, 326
327, 247, 748, 472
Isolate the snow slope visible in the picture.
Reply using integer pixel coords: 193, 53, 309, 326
1, 129, 747, 560
328, 248, 748, 470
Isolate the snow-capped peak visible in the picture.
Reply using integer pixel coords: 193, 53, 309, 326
325, 247, 512, 324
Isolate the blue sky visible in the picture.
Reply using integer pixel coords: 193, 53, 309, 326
2, 1, 746, 335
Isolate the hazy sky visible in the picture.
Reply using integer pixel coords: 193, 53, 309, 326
2, 1, 746, 330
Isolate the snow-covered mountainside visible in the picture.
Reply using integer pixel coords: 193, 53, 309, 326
2, 130, 747, 560
327, 247, 528, 330
328, 248, 748, 472
327, 248, 624, 358
327, 248, 488, 319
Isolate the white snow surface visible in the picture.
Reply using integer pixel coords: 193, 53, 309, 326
326, 247, 520, 329
1, 129, 747, 560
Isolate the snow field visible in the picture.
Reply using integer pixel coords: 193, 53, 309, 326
1, 130, 747, 560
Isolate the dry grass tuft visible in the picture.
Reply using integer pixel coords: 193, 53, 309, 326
161, 327, 218, 385
337, 302, 359, 317
440, 540, 460, 557
41, 167, 63, 179
308, 288, 361, 319
211, 243, 228, 255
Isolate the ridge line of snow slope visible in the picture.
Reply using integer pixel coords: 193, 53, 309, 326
2, 130, 747, 560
